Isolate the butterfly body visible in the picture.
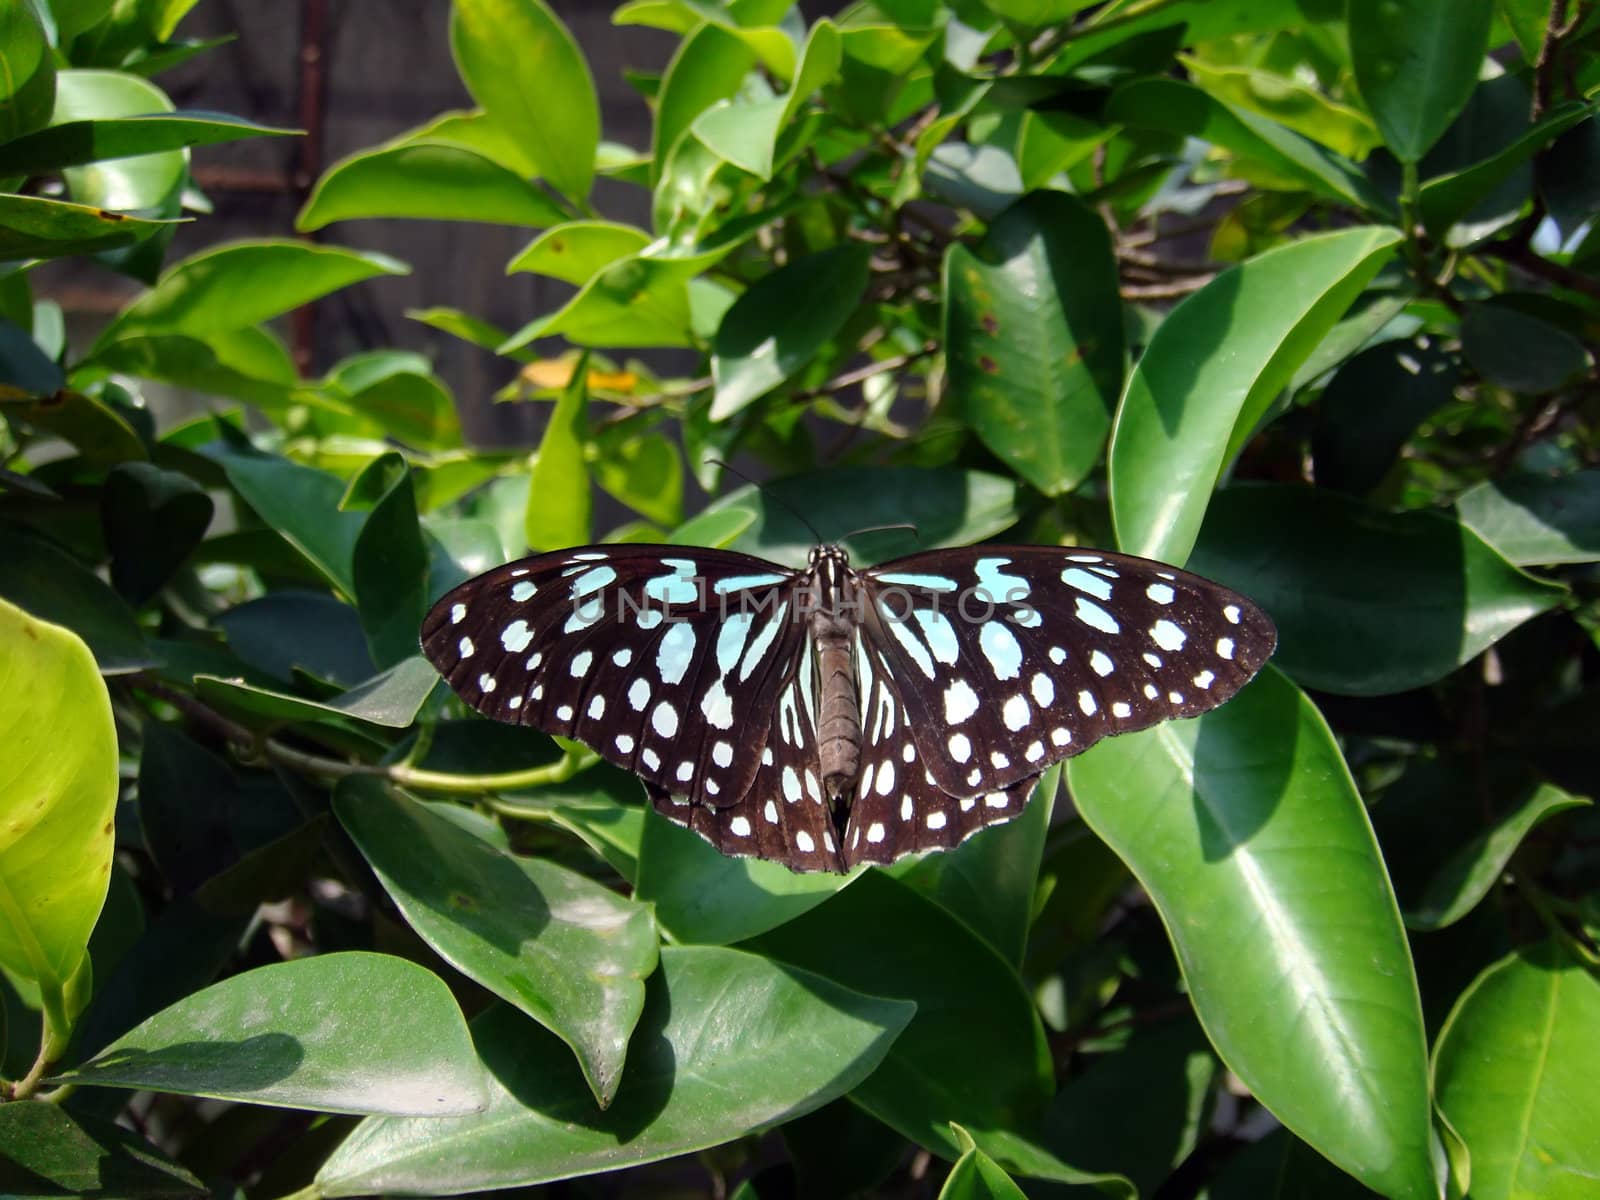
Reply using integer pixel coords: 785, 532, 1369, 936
422, 541, 1277, 872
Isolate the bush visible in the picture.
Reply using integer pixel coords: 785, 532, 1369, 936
2, 1, 1599, 1197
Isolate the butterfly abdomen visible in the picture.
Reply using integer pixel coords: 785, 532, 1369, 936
811, 605, 861, 807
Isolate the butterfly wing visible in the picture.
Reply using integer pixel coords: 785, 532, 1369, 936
842, 622, 1040, 867
644, 639, 843, 872
856, 547, 1277, 801
422, 544, 803, 811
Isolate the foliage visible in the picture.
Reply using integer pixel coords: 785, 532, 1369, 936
1, 0, 1599, 1197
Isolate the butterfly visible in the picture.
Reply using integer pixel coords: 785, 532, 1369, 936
421, 542, 1276, 872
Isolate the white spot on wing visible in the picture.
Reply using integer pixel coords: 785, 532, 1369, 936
1002, 695, 1030, 731
1147, 583, 1175, 605
1217, 637, 1235, 660
652, 701, 679, 737
629, 679, 650, 710
1151, 620, 1187, 651
1090, 650, 1114, 677
944, 679, 980, 724
949, 732, 972, 762
1075, 597, 1121, 634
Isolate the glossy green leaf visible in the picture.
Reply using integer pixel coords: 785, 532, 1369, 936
88, 328, 297, 411
0, 316, 64, 397
0, 193, 174, 259
1068, 667, 1435, 1200
0, 1, 55, 144
213, 590, 372, 686
201, 438, 362, 597
1420, 102, 1596, 242
1434, 942, 1600, 1200
1183, 55, 1381, 160
1461, 302, 1592, 395
336, 781, 659, 1107
1110, 226, 1403, 563
941, 1123, 1030, 1200
751, 870, 1054, 1163
977, 0, 1096, 27
297, 142, 567, 231
711, 243, 871, 420
100, 240, 407, 346
7, 387, 146, 467
348, 453, 429, 670
192, 656, 438, 730
0, 1103, 204, 1198
592, 428, 683, 527
320, 349, 462, 452
507, 220, 651, 282
692, 97, 785, 178
0, 526, 153, 673
1349, 0, 1494, 161
314, 947, 914, 1196
708, 466, 1020, 568
392, 107, 538, 177
1106, 79, 1389, 213
945, 192, 1122, 497
1189, 485, 1566, 696
54, 952, 488, 1116
653, 24, 757, 182
1456, 470, 1600, 565
0, 598, 117, 1038
451, 0, 598, 201
524, 363, 590, 551
0, 111, 291, 175
891, 768, 1057, 966
1406, 784, 1589, 931
101, 462, 213, 604
1312, 336, 1458, 495
1040, 1019, 1217, 1197
49, 70, 183, 211
636, 807, 859, 946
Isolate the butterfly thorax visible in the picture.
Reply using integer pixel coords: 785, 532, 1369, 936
803, 546, 863, 827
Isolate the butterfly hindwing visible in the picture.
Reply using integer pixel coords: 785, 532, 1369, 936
858, 547, 1276, 798
647, 643, 841, 871
422, 545, 802, 811
844, 628, 1039, 865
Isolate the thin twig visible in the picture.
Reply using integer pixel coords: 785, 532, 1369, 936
1479, 241, 1600, 302
791, 342, 938, 402
1120, 276, 1216, 301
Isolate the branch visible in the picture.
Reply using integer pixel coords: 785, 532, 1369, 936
128, 677, 596, 797
1120, 276, 1216, 301
790, 341, 939, 402
1478, 241, 1600, 303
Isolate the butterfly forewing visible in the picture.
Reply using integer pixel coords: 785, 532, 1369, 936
421, 545, 803, 810
857, 547, 1276, 798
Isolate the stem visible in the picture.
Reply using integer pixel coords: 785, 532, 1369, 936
791, 342, 938, 402
1399, 158, 1427, 283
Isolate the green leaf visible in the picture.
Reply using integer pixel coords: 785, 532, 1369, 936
711, 243, 871, 420
1420, 101, 1597, 242
0, 315, 65, 397
1456, 470, 1600, 565
1182, 54, 1381, 161
0, 111, 291, 175
54, 952, 488, 1115
100, 240, 407, 346
87, 328, 298, 411
507, 220, 651, 282
708, 466, 1021, 567
653, 23, 758, 183
944, 192, 1123, 497
6, 387, 146, 467
1349, 0, 1494, 161
314, 947, 914, 1196
1106, 79, 1390, 213
1109, 226, 1403, 563
1188, 485, 1566, 696
1405, 783, 1589, 931
0, 1, 56, 144
101, 462, 213, 604
213, 590, 372, 686
320, 349, 463, 452
692, 96, 785, 178
192, 656, 439, 730
335, 781, 659, 1108
348, 453, 430, 670
976, 0, 1096, 27
0, 1104, 205, 1198
751, 871, 1054, 1163
1434, 942, 1600, 1200
940, 1123, 1031, 1200
1039, 1020, 1217, 1197
1311, 336, 1458, 495
201, 437, 362, 597
1068, 667, 1436, 1200
635, 807, 859, 946
592, 428, 683, 527
297, 142, 568, 231
392, 108, 538, 177
49, 70, 184, 211
0, 193, 175, 259
1461, 302, 1593, 394
450, 0, 598, 201
524, 362, 590, 551
0, 598, 117, 1038
0, 527, 153, 673
890, 768, 1057, 967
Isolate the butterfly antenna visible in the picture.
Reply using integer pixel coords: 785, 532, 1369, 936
840, 521, 921, 544
705, 457, 826, 544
